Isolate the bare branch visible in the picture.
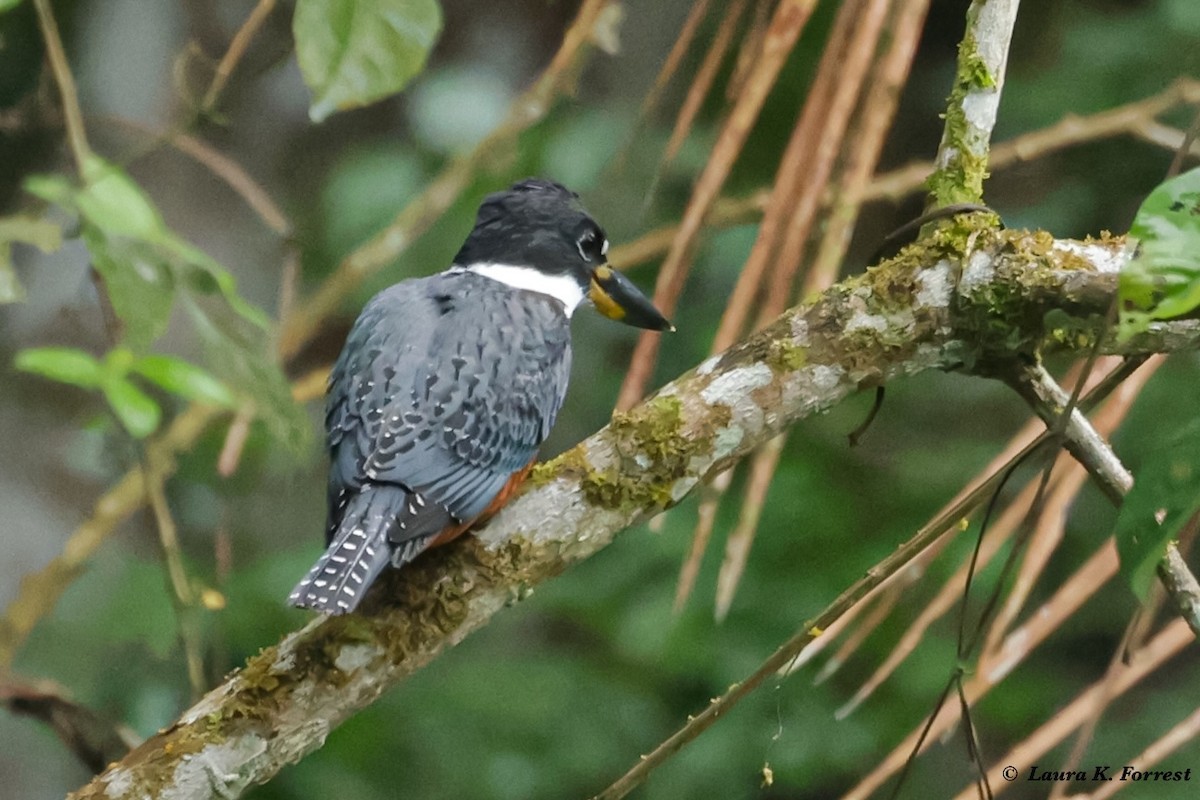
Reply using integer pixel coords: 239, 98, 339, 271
33, 0, 92, 172
199, 0, 279, 114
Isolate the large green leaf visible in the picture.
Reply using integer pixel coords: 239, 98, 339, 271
101, 376, 162, 439
84, 230, 176, 351
1118, 166, 1200, 339
1114, 419, 1200, 599
133, 354, 237, 408
294, 0, 442, 122
14, 347, 105, 389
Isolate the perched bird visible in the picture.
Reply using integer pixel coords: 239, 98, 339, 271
289, 179, 672, 614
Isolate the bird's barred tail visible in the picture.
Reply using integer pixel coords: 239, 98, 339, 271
288, 487, 425, 614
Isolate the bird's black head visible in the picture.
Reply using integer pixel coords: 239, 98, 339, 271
452, 179, 673, 331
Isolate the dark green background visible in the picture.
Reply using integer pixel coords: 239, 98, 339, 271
2, 1, 1198, 797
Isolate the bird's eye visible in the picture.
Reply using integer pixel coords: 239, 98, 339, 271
576, 229, 608, 262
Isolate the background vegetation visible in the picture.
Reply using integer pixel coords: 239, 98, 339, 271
1, 0, 1198, 798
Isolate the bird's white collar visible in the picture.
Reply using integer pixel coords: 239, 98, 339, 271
454, 263, 585, 317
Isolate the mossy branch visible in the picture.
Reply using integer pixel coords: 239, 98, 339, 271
926, 0, 1020, 208
71, 224, 1199, 799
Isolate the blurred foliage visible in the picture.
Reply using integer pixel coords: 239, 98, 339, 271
294, 0, 443, 122
19, 155, 308, 449
1119, 165, 1200, 338
0, 213, 59, 302
3, 1, 1200, 799
1114, 417, 1200, 599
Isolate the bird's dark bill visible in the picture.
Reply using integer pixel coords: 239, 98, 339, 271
589, 266, 674, 331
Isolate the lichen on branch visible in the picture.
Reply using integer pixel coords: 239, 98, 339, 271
74, 225, 1200, 800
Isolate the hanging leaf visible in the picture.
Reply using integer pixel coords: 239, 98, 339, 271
1114, 419, 1200, 600
22, 157, 307, 450
101, 376, 162, 439
14, 347, 105, 389
84, 231, 176, 351
1118, 166, 1200, 340
133, 354, 237, 408
294, 0, 442, 122
27, 156, 268, 331
183, 295, 310, 454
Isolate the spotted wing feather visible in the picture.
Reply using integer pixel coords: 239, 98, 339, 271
289, 271, 572, 614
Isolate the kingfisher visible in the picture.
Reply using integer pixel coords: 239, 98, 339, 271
289, 179, 672, 614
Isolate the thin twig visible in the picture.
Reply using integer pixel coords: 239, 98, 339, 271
637, 0, 712, 124
0, 406, 222, 671
713, 433, 784, 621
199, 0, 278, 114
1079, 705, 1200, 800
595, 513, 973, 800
33, 0, 92, 172
852, 539, 1126, 799
0, 676, 139, 774
980, 358, 1160, 658
673, 470, 728, 612
948, 619, 1195, 798
789, 358, 1147, 680
868, 77, 1200, 204
836, 457, 1061, 719
98, 115, 291, 236
616, 0, 820, 410
660, 0, 749, 169
142, 454, 207, 698
802, 0, 930, 292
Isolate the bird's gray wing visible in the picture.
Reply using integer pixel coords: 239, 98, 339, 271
326, 272, 572, 540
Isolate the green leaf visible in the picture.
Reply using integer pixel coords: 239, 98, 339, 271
133, 354, 237, 407
183, 295, 310, 454
173, 244, 270, 330
103, 346, 136, 377
0, 0, 26, 13
1118, 165, 1200, 339
15, 347, 105, 389
77, 155, 168, 241
28, 157, 266, 338
294, 0, 442, 122
102, 377, 162, 438
27, 156, 167, 244
1114, 419, 1200, 599
85, 230, 176, 352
